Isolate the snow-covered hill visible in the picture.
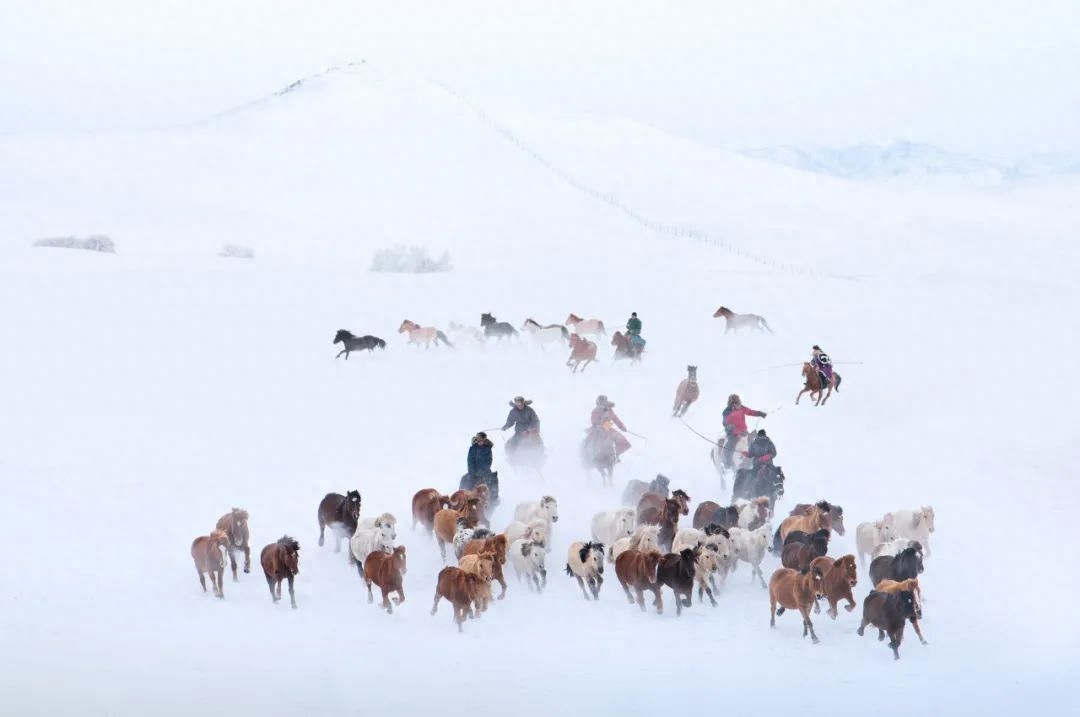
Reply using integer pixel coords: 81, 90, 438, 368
1, 63, 1077, 717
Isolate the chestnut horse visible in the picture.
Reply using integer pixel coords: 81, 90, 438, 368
431, 566, 485, 632
318, 490, 362, 553
774, 501, 834, 553
191, 529, 230, 598
215, 508, 251, 581
566, 313, 606, 337
363, 545, 407, 614
611, 331, 641, 362
260, 535, 300, 608
566, 333, 598, 373
398, 320, 453, 349
810, 555, 858, 618
412, 488, 451, 535
433, 498, 483, 561
796, 362, 841, 406
769, 566, 825, 643
713, 306, 773, 334
672, 365, 699, 417
615, 549, 665, 613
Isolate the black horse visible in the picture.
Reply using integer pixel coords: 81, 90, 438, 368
732, 464, 785, 507
459, 470, 501, 506
334, 330, 386, 359
480, 313, 518, 341
317, 490, 362, 552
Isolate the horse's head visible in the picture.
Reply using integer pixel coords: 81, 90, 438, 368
687, 365, 697, 380
809, 565, 825, 593
835, 555, 858, 587
345, 491, 362, 522
463, 498, 482, 526
541, 496, 558, 523
713, 307, 730, 318
643, 550, 663, 584
391, 545, 407, 575
898, 590, 919, 620
522, 318, 538, 331
228, 508, 249, 545
209, 529, 230, 557
278, 535, 300, 575
398, 320, 414, 333
481, 313, 494, 326
829, 505, 845, 536
565, 313, 580, 325
671, 489, 691, 515
921, 506, 936, 533
334, 329, 351, 344
475, 552, 497, 581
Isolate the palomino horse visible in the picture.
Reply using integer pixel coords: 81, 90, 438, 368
713, 306, 773, 334
398, 320, 453, 349
522, 318, 570, 347
566, 333, 597, 373
672, 365, 699, 417
796, 362, 842, 406
334, 330, 386, 359
480, 313, 518, 341
611, 331, 641, 362
566, 313, 606, 337
581, 428, 618, 486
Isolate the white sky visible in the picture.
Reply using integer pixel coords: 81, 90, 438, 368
2, 0, 1077, 157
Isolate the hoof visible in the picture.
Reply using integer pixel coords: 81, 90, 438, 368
244, 567, 250, 574
812, 636, 820, 645
291, 603, 297, 610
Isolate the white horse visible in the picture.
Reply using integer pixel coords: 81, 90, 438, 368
350, 515, 397, 572
566, 313, 606, 337
522, 318, 570, 348
448, 321, 485, 344
591, 508, 636, 547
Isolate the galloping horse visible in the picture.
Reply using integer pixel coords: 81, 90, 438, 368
398, 320, 453, 349
480, 313, 518, 341
672, 365, 699, 417
567, 333, 597, 373
334, 330, 386, 359
566, 313, 606, 337
713, 306, 773, 334
522, 319, 570, 347
796, 362, 842, 406
611, 331, 642, 362
581, 428, 618, 486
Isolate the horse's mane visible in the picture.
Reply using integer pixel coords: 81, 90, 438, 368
524, 318, 540, 328
231, 508, 249, 521
814, 500, 832, 512
672, 489, 690, 501
578, 542, 604, 563
703, 523, 729, 538
277, 535, 300, 552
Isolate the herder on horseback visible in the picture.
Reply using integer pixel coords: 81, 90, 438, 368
720, 394, 766, 468
461, 432, 500, 506
811, 345, 836, 390
501, 395, 543, 463
625, 312, 646, 356
588, 395, 631, 463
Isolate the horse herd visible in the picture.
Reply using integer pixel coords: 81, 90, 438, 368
189, 476, 936, 658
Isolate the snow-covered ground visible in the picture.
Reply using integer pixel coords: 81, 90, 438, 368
3, 59, 1079, 716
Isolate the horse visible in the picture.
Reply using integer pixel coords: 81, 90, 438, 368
581, 429, 617, 486
672, 365, 700, 417
769, 566, 825, 643
566, 333, 598, 373
260, 535, 300, 608
398, 320, 453, 349
215, 508, 251, 581
521, 318, 570, 347
333, 329, 386, 359
796, 362, 842, 406
480, 313, 518, 341
710, 433, 752, 490
713, 306, 773, 334
774, 501, 834, 553
317, 490, 362, 553
191, 530, 230, 598
363, 545, 407, 614
566, 313, 606, 337
732, 464, 786, 510
611, 331, 642, 362
448, 321, 485, 344
411, 489, 451, 536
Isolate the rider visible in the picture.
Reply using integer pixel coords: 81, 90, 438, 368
502, 395, 540, 454
625, 312, 646, 354
463, 431, 500, 504
811, 345, 834, 388
589, 395, 632, 462
720, 394, 767, 467
747, 429, 777, 468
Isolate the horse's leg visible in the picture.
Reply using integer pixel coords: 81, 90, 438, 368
287, 575, 297, 609
756, 564, 768, 589
430, 590, 441, 616
227, 548, 238, 582
196, 568, 207, 593
633, 586, 644, 610
496, 573, 507, 600
215, 568, 225, 598
365, 575, 374, 604
243, 545, 251, 574
437, 537, 447, 563
911, 617, 928, 645
318, 517, 326, 547
575, 575, 590, 600
591, 575, 603, 599
265, 574, 276, 602
622, 580, 634, 604
802, 606, 819, 643
380, 585, 392, 613
702, 577, 717, 607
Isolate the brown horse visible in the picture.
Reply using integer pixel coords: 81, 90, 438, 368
611, 331, 641, 362
566, 333, 598, 373
363, 545, 407, 614
637, 497, 685, 552
875, 578, 928, 644
774, 501, 834, 552
810, 555, 858, 618
769, 566, 825, 643
191, 529, 230, 598
638, 489, 690, 524
693, 501, 740, 530
615, 549, 664, 613
566, 313, 606, 337
449, 484, 491, 518
431, 566, 485, 632
789, 502, 846, 535
796, 362, 835, 406
460, 533, 510, 599
412, 489, 451, 535
318, 490, 362, 554
433, 498, 483, 561
215, 508, 251, 581
260, 535, 300, 609
398, 319, 453, 349
672, 365, 700, 417
457, 552, 496, 613
713, 306, 773, 334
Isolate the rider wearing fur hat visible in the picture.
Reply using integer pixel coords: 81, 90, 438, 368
720, 393, 767, 467
590, 395, 631, 461
502, 396, 540, 453
462, 431, 499, 504
811, 345, 834, 387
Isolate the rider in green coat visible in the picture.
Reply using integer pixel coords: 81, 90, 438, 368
626, 312, 645, 353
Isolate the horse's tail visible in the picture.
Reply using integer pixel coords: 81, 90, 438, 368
559, 325, 570, 342
598, 321, 607, 335
834, 373, 842, 392
759, 317, 774, 333
770, 526, 783, 555
436, 330, 454, 348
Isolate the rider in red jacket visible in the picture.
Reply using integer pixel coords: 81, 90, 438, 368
720, 394, 766, 466
590, 395, 631, 460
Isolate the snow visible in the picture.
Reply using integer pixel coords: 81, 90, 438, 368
2, 59, 1079, 717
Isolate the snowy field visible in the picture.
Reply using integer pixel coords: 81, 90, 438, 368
4, 12, 1080, 716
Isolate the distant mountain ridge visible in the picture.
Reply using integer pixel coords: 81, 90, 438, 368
741, 141, 1080, 183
